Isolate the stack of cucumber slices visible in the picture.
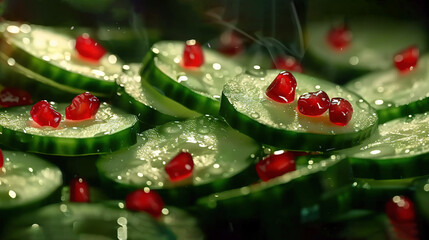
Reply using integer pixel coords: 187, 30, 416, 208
0, 15, 428, 239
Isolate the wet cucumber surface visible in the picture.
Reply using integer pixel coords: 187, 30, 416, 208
2, 202, 176, 240
0, 150, 62, 216
114, 63, 199, 127
305, 18, 427, 83
341, 113, 429, 179
0, 103, 138, 155
97, 115, 260, 205
345, 54, 429, 123
142, 41, 244, 115
221, 70, 378, 151
0, 22, 123, 95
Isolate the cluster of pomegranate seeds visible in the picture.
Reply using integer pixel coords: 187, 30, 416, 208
385, 196, 419, 240
218, 30, 244, 56
256, 151, 296, 182
75, 34, 106, 62
265, 71, 297, 103
125, 189, 165, 218
0, 87, 33, 107
297, 90, 330, 116
329, 98, 354, 126
394, 46, 419, 73
65, 92, 100, 120
70, 177, 90, 203
273, 56, 303, 73
183, 40, 204, 68
30, 100, 61, 128
327, 24, 352, 51
165, 151, 194, 182
0, 148, 3, 168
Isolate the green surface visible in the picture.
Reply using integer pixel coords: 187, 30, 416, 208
0, 150, 62, 216
0, 103, 138, 155
221, 70, 378, 151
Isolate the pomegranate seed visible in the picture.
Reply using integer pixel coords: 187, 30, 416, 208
394, 46, 419, 73
75, 35, 106, 62
65, 92, 100, 120
265, 71, 297, 103
183, 40, 204, 68
272, 56, 303, 73
256, 151, 296, 182
0, 148, 3, 168
30, 100, 61, 128
329, 98, 353, 126
218, 30, 244, 56
297, 90, 330, 116
165, 151, 194, 182
385, 196, 419, 240
327, 25, 352, 51
70, 177, 90, 203
0, 87, 33, 107
126, 189, 164, 218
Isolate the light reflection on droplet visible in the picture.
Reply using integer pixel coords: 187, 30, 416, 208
108, 55, 117, 64
375, 100, 384, 105
7, 58, 15, 66
8, 190, 17, 199
178, 75, 188, 83
7, 25, 20, 34
162, 208, 169, 215
213, 63, 221, 70
349, 56, 359, 65
370, 150, 381, 155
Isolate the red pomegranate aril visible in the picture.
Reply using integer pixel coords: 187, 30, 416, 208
385, 196, 419, 240
65, 92, 100, 120
327, 25, 352, 51
0, 87, 33, 107
256, 151, 296, 182
266, 71, 297, 103
165, 152, 194, 182
273, 56, 303, 73
70, 177, 90, 203
394, 46, 419, 73
30, 100, 61, 128
329, 98, 353, 126
75, 35, 106, 62
126, 189, 165, 218
297, 90, 330, 116
218, 30, 244, 56
183, 40, 204, 68
0, 148, 3, 168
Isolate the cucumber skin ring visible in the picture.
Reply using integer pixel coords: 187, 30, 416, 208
376, 94, 429, 124
0, 35, 117, 96
0, 120, 138, 156
220, 92, 378, 152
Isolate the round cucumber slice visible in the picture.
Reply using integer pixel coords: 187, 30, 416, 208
0, 150, 62, 217
221, 70, 378, 151
0, 22, 123, 95
97, 115, 260, 206
2, 202, 176, 240
345, 54, 429, 123
197, 154, 351, 239
0, 102, 138, 156
114, 63, 200, 127
342, 112, 429, 179
305, 18, 427, 83
142, 41, 244, 115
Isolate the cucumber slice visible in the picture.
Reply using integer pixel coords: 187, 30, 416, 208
114, 63, 200, 127
221, 70, 378, 151
352, 177, 416, 211
142, 41, 244, 115
305, 18, 427, 83
0, 103, 138, 156
345, 54, 429, 123
0, 22, 123, 95
97, 115, 260, 206
0, 150, 62, 217
342, 113, 429, 179
197, 154, 351, 239
414, 177, 429, 239
2, 202, 176, 240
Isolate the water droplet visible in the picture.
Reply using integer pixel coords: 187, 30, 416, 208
245, 65, 266, 77
357, 99, 369, 109
250, 112, 260, 119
